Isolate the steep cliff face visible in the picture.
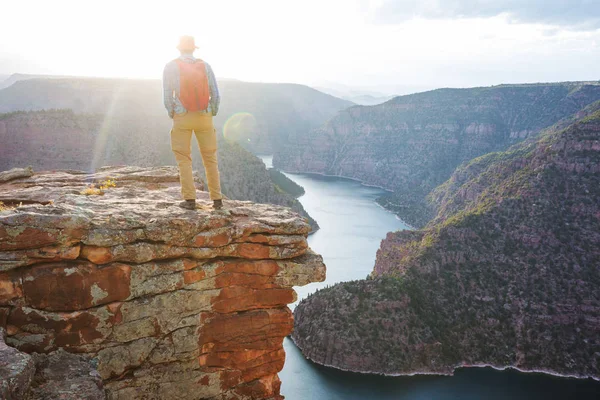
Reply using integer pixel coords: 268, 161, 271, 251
292, 103, 600, 379
0, 166, 326, 400
0, 110, 318, 231
0, 77, 352, 155
275, 82, 600, 227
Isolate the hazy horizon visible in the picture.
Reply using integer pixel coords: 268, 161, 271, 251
2, 71, 599, 100
1, 0, 599, 96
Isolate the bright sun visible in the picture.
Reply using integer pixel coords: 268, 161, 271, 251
0, 0, 336, 82
1, 0, 598, 88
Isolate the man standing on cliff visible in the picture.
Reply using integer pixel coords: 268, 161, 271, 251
163, 35, 223, 210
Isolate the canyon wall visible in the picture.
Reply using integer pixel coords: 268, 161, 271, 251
275, 82, 600, 227
292, 103, 600, 379
0, 166, 326, 399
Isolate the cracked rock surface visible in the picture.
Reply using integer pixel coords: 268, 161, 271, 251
0, 166, 326, 400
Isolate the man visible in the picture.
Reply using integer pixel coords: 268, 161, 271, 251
163, 35, 223, 210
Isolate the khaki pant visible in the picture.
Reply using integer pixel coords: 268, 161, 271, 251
170, 111, 222, 200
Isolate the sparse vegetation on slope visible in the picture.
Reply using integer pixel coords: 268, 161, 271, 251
276, 82, 600, 227
293, 102, 600, 379
268, 168, 305, 197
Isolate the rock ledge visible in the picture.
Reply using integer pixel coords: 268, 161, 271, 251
0, 166, 326, 400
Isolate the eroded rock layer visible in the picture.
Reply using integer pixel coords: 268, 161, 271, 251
275, 82, 600, 227
292, 103, 600, 379
0, 166, 326, 400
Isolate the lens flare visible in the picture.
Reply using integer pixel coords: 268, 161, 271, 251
90, 85, 125, 173
223, 112, 258, 144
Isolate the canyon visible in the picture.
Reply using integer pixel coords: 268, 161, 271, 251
275, 82, 600, 227
3, 73, 600, 396
292, 101, 600, 380
0, 74, 352, 232
0, 166, 326, 399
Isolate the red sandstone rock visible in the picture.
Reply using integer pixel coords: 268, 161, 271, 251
22, 261, 131, 311
0, 166, 326, 400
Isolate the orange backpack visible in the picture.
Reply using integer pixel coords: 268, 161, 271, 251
175, 59, 210, 112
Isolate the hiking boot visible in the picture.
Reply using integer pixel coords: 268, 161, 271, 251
213, 199, 223, 210
178, 200, 196, 210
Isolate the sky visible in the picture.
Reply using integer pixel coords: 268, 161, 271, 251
1, 0, 599, 94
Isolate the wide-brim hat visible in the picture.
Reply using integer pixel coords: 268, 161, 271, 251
177, 35, 199, 51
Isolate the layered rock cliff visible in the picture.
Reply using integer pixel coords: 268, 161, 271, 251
292, 102, 600, 379
0, 109, 318, 231
275, 82, 600, 227
0, 166, 326, 399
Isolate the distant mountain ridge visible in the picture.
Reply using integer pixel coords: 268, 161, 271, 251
0, 73, 356, 231
314, 85, 395, 105
0, 75, 353, 154
292, 101, 600, 379
274, 81, 600, 227
0, 73, 242, 90
313, 82, 436, 105
0, 73, 75, 90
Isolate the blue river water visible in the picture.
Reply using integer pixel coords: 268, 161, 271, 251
259, 157, 600, 400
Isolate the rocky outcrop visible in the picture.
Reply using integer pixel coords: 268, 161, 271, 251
0, 109, 318, 232
0, 167, 33, 183
0, 166, 326, 399
292, 103, 600, 379
275, 82, 600, 227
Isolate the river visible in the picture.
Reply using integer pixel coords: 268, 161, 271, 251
260, 157, 600, 400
